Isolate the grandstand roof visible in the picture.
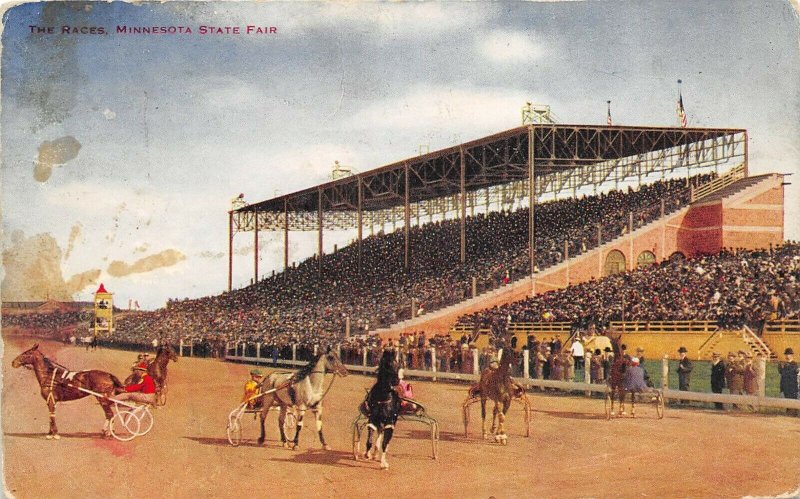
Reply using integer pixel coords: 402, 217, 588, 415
236, 124, 746, 231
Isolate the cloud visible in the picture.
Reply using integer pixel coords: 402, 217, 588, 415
1, 231, 96, 301
33, 136, 82, 182
107, 249, 187, 277
65, 268, 101, 294
199, 250, 225, 259
478, 30, 545, 63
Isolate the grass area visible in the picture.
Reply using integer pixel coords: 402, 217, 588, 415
641, 359, 784, 398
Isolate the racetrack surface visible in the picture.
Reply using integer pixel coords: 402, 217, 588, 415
3, 336, 799, 498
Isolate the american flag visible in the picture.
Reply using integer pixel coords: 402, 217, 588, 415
676, 93, 687, 128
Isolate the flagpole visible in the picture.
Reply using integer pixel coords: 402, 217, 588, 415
606, 100, 612, 126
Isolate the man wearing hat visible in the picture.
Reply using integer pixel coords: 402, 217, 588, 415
243, 369, 264, 409
778, 348, 799, 416
676, 347, 693, 399
710, 352, 726, 410
114, 364, 157, 405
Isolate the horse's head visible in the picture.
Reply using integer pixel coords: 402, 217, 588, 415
163, 344, 178, 363
324, 349, 349, 377
12, 343, 42, 369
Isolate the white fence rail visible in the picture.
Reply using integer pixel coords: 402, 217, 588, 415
225, 347, 800, 412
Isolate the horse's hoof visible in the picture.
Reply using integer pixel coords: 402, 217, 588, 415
380, 460, 389, 470
52, 434, 61, 440
323, 444, 331, 451
282, 442, 290, 449
619, 411, 627, 417
610, 411, 616, 417
46, 434, 54, 440
257, 438, 265, 445
292, 444, 299, 451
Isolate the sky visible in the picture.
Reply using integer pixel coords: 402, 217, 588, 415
1, 0, 799, 310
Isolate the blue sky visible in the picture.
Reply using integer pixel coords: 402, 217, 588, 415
2, 1, 798, 309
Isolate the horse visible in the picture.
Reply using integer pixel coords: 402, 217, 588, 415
257, 349, 349, 450
606, 335, 630, 417
148, 344, 178, 404
10, 343, 124, 439
360, 350, 401, 469
474, 348, 520, 444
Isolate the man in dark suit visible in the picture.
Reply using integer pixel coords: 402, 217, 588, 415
677, 346, 693, 403
710, 352, 726, 410
778, 347, 799, 416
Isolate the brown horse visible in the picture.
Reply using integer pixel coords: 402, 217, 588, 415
11, 343, 124, 439
476, 349, 518, 444
606, 335, 630, 417
149, 344, 178, 404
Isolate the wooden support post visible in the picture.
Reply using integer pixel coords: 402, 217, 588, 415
431, 347, 437, 381
523, 349, 530, 379
661, 355, 669, 390
473, 349, 480, 376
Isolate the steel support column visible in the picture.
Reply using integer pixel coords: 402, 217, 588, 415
528, 126, 536, 277
318, 188, 323, 276
284, 199, 289, 281
357, 177, 363, 273
253, 209, 259, 283
404, 163, 410, 270
744, 130, 749, 177
460, 146, 466, 263
228, 210, 233, 292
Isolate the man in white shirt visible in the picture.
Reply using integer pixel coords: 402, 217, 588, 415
570, 337, 585, 377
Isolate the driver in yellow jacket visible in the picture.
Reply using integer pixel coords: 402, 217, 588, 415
243, 369, 263, 409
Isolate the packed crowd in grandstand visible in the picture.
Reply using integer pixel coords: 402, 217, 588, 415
5, 173, 797, 368
101, 174, 711, 347
459, 242, 800, 339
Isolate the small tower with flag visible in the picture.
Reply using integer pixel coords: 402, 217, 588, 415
93, 283, 114, 336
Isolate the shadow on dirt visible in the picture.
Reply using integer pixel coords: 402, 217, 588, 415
4, 431, 101, 440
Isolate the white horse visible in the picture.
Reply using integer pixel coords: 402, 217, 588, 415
257, 350, 349, 449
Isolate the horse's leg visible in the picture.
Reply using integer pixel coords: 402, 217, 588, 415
278, 406, 289, 447
312, 406, 330, 451
491, 404, 499, 435
618, 389, 626, 416
630, 392, 636, 418
480, 397, 488, 439
291, 409, 305, 450
364, 424, 375, 459
380, 424, 395, 470
99, 398, 114, 438
496, 399, 510, 444
46, 397, 59, 440
257, 408, 267, 445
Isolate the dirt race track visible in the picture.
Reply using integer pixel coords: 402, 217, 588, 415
3, 336, 799, 499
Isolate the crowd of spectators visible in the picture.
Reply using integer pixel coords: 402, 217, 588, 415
110, 175, 708, 348
459, 243, 800, 339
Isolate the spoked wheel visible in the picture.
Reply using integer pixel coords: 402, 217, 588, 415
604, 390, 612, 420
352, 417, 365, 460
111, 410, 140, 441
136, 406, 155, 435
655, 391, 665, 419
226, 418, 243, 447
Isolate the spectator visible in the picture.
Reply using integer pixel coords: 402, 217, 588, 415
778, 348, 799, 416
710, 352, 726, 410
677, 346, 693, 399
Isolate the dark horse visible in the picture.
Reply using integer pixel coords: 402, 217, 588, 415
124, 344, 178, 405
361, 350, 401, 469
607, 335, 630, 417
11, 343, 124, 439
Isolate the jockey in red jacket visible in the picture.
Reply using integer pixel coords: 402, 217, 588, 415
114, 365, 156, 405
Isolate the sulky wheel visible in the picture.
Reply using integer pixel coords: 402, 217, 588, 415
136, 406, 154, 436
656, 391, 665, 420
226, 418, 243, 447
111, 410, 140, 441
